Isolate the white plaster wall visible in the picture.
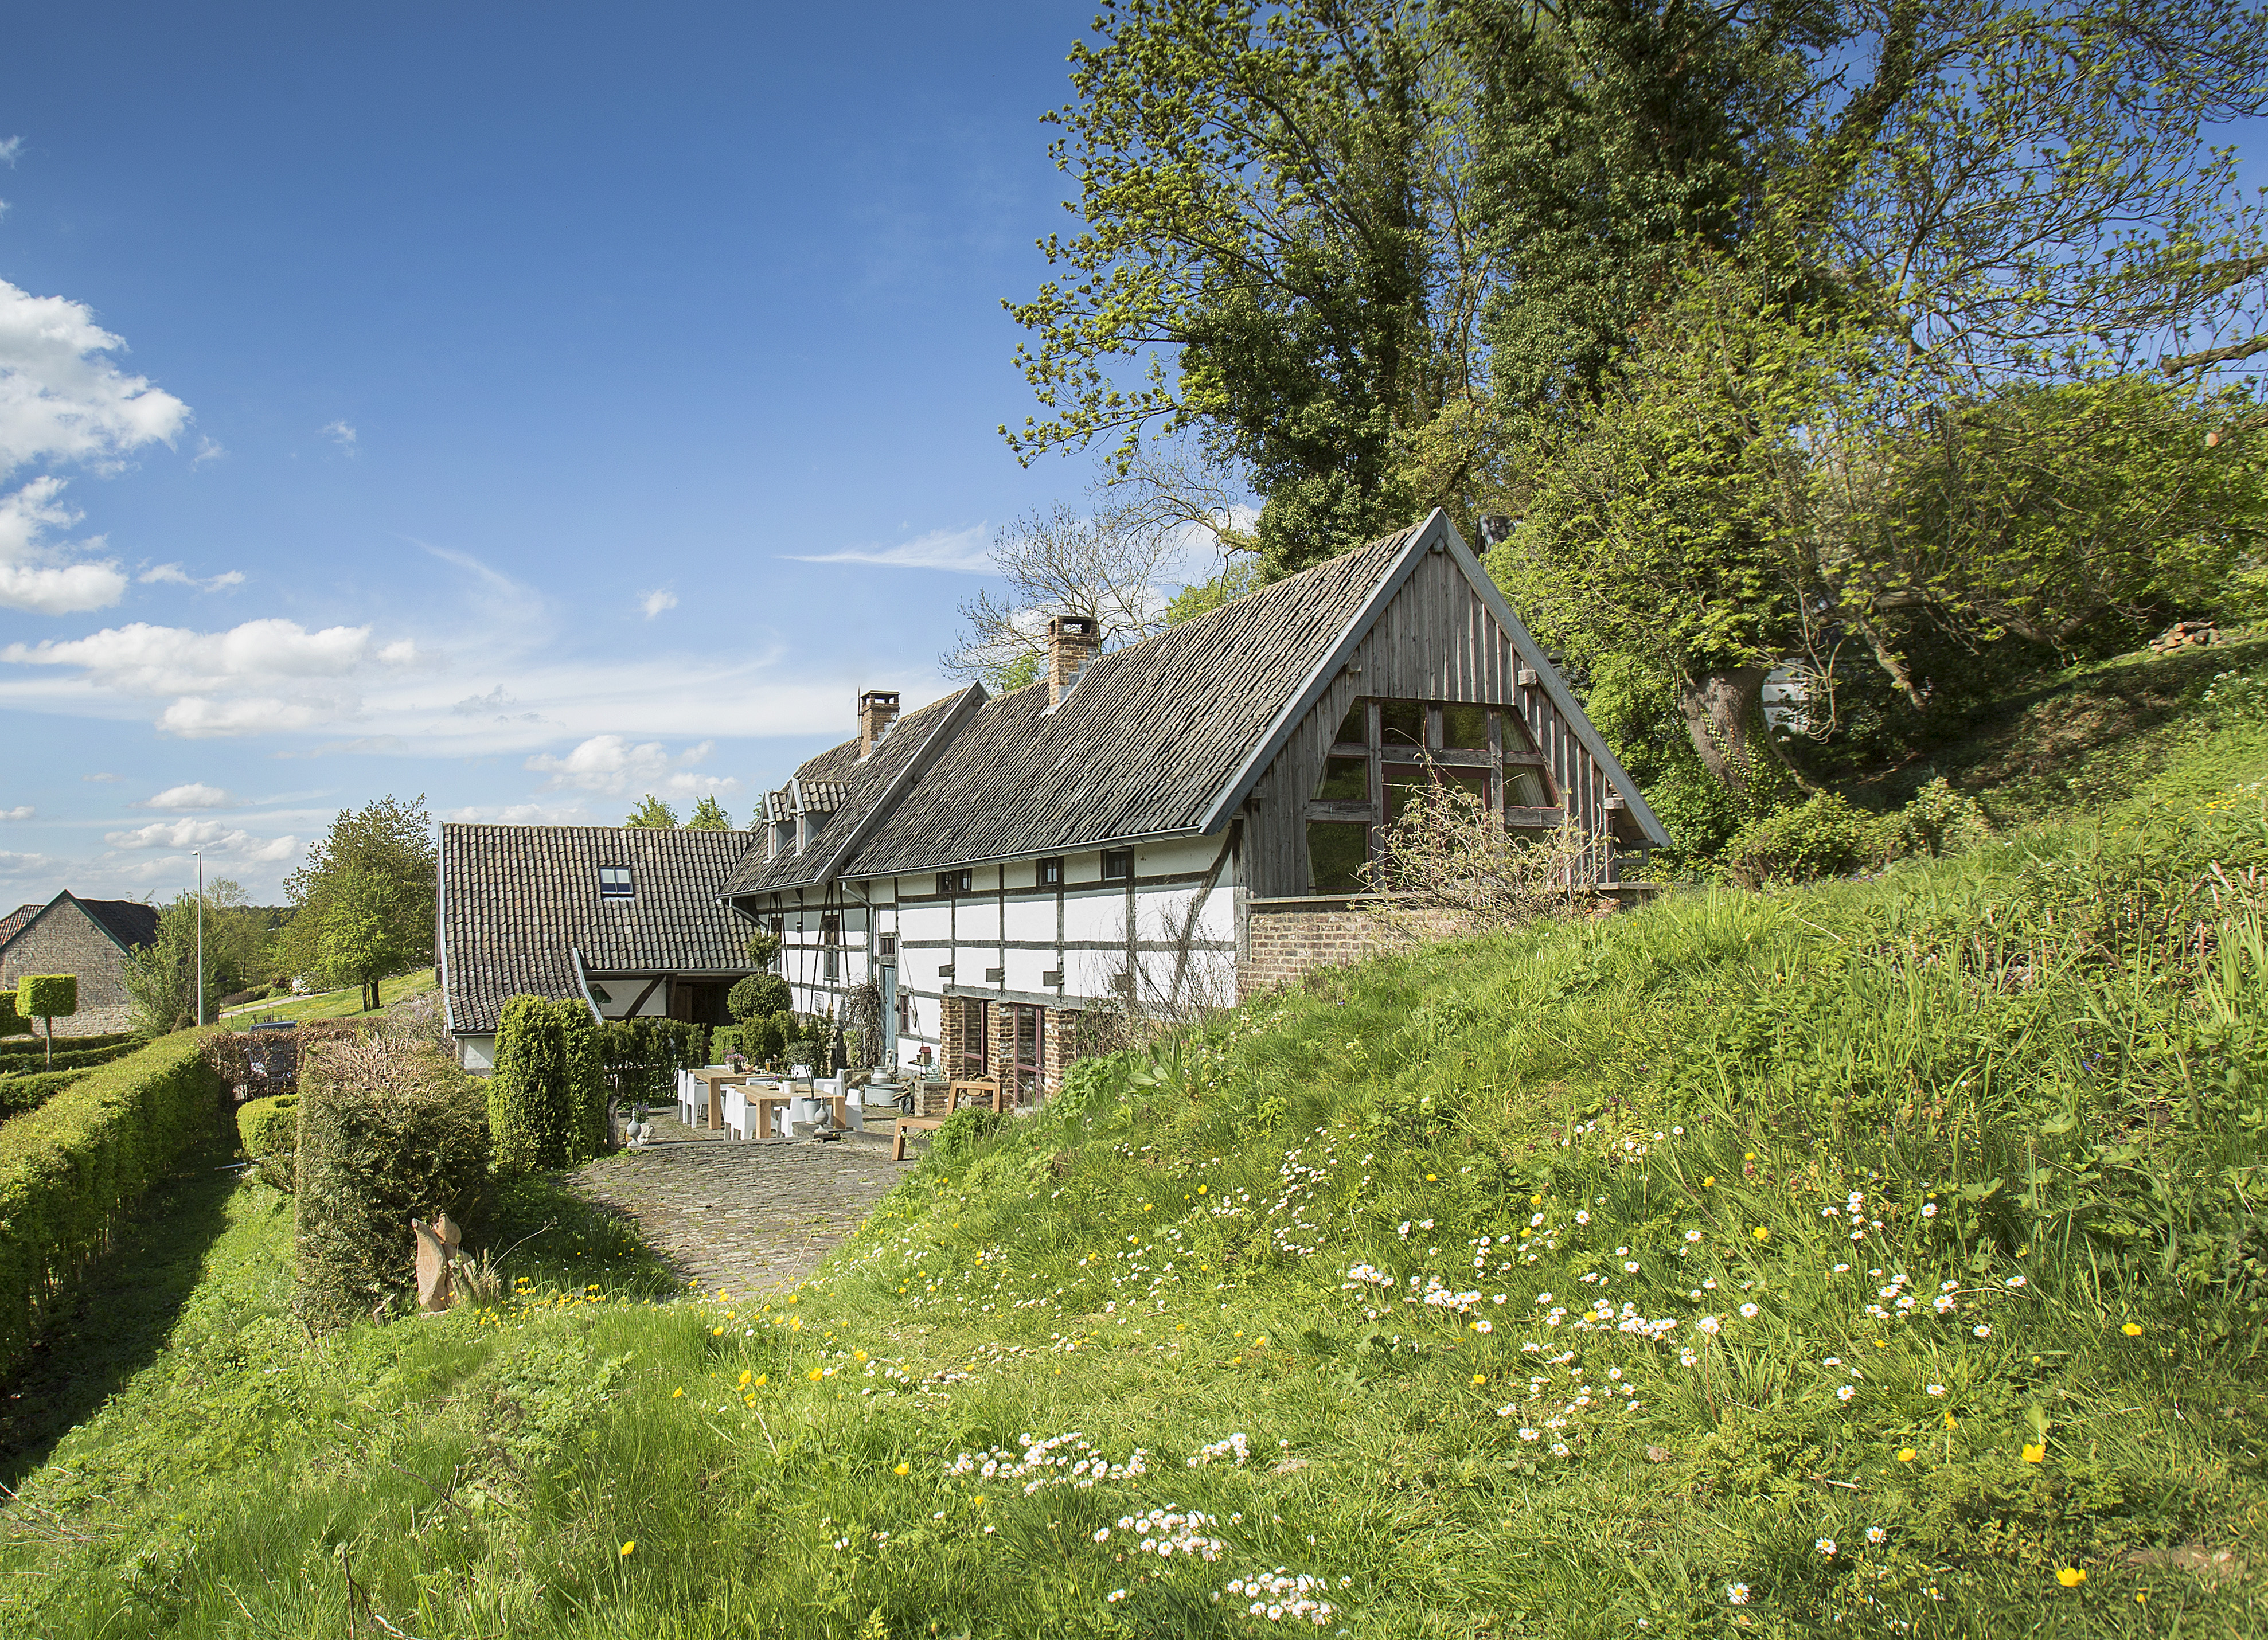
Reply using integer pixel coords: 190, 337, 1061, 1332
458, 1033, 497, 1073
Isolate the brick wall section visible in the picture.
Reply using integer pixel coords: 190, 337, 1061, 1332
0, 901, 138, 1036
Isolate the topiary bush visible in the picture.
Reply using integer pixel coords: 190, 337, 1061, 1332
0, 994, 27, 1041
236, 1092, 301, 1192
0, 1029, 226, 1376
748, 1012, 790, 1066
1720, 793, 1869, 888
293, 1032, 492, 1328
728, 972, 791, 1027
488, 996, 606, 1172
17, 975, 77, 1068
597, 1017, 708, 1107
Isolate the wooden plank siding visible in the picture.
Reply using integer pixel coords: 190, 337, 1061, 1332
1242, 543, 1622, 897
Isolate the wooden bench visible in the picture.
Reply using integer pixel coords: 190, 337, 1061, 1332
891, 1116, 948, 1161
950, 1078, 1005, 1113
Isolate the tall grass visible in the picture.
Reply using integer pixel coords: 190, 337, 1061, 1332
2, 751, 2264, 1635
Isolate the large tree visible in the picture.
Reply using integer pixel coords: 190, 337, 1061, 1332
282, 795, 436, 993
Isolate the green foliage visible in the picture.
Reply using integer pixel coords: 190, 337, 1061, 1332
315, 865, 418, 1013
1868, 778, 1993, 865
622, 794, 678, 828
0, 1031, 139, 1062
18, 974, 76, 1023
741, 930, 780, 973
0, 993, 29, 1038
0, 1069, 88, 1119
292, 1032, 493, 1329
487, 997, 606, 1173
727, 972, 790, 1026
683, 795, 733, 830
281, 795, 435, 990
0, 1029, 224, 1378
745, 1012, 790, 1065
235, 1094, 300, 1193
595, 1017, 707, 1107
122, 893, 213, 1033
0, 1040, 149, 1074
1719, 792, 1869, 888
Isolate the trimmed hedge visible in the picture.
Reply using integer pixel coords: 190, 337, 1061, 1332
0, 1040, 149, 1075
597, 1017, 708, 1108
727, 972, 791, 1025
488, 997, 606, 1172
0, 1069, 89, 1119
293, 1033, 491, 1329
236, 1094, 300, 1192
0, 995, 26, 1039
0, 1030, 139, 1061
0, 1028, 226, 1376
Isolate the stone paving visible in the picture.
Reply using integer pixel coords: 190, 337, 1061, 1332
569, 1117, 910, 1295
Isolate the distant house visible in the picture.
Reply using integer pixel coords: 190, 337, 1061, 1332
436, 823, 763, 1072
0, 891, 162, 1036
438, 513, 1668, 1085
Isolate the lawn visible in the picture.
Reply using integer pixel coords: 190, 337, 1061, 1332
223, 966, 438, 1024
1, 651, 2263, 1638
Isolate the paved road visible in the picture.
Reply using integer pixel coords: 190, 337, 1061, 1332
569, 1124, 908, 1295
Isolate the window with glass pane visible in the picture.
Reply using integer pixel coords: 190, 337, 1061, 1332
1307, 821, 1369, 890
1379, 700, 1426, 749
1505, 767, 1549, 808
1314, 756, 1367, 801
1441, 703, 1489, 749
1385, 764, 1489, 826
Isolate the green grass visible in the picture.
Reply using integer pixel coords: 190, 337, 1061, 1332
224, 966, 437, 1024
3, 662, 2266, 1638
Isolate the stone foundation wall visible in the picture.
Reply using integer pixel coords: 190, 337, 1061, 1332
1237, 896, 1392, 997
0, 903, 140, 1037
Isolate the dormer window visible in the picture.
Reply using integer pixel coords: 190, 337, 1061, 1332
598, 865, 634, 900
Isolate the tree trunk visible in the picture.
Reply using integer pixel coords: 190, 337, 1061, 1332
1677, 667, 1774, 794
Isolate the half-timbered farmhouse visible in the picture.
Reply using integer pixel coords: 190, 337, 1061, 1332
438, 512, 1668, 1090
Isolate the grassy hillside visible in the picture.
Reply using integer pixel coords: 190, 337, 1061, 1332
2, 669, 2263, 1637
222, 966, 437, 1024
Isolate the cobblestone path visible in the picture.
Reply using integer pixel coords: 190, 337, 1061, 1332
570, 1126, 907, 1295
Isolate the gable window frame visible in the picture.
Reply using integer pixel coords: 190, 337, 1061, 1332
1305, 697, 1559, 892
1099, 848, 1134, 883
936, 868, 973, 897
598, 864, 635, 900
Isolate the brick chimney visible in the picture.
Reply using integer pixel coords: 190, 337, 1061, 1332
1047, 614, 1100, 707
857, 689, 900, 757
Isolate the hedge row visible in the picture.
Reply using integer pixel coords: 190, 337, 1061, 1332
0, 1069, 89, 1120
0, 1040, 150, 1075
489, 997, 606, 1171
0, 1032, 142, 1063
0, 1028, 225, 1376
597, 1016, 706, 1107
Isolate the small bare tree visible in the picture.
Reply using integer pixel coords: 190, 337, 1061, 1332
1359, 772, 1608, 942
941, 504, 1183, 688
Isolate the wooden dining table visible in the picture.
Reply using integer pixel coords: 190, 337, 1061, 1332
685, 1068, 751, 1131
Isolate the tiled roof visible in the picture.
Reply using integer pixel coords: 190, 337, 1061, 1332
76, 897, 161, 951
720, 687, 983, 897
838, 528, 1418, 874
0, 893, 159, 955
0, 904, 37, 948
440, 824, 761, 1034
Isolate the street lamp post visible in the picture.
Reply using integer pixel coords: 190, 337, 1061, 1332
194, 850, 204, 1028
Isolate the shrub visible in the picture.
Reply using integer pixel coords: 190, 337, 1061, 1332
0, 1029, 225, 1376
596, 1017, 708, 1106
711, 1026, 742, 1061
293, 1032, 493, 1329
0, 994, 26, 1040
16, 975, 77, 1066
0, 1068, 89, 1119
488, 996, 606, 1172
1868, 776, 1993, 864
236, 1093, 301, 1192
1719, 792, 1869, 887
728, 973, 791, 1026
0, 1040, 153, 1074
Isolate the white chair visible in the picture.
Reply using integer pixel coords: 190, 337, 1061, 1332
676, 1069, 698, 1128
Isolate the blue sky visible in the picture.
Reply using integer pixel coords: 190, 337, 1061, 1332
0, 2, 1134, 905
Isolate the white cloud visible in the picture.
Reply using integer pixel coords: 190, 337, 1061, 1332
137, 782, 237, 810
0, 615, 416, 737
444, 798, 598, 826
82, 771, 116, 782
639, 584, 678, 619
102, 819, 297, 861
784, 523, 993, 573
0, 475, 127, 613
0, 137, 21, 166
0, 278, 189, 479
524, 734, 739, 798
191, 436, 224, 466
0, 805, 30, 820
139, 563, 245, 592
321, 420, 356, 450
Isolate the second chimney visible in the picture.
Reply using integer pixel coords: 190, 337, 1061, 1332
858, 689, 900, 757
1047, 614, 1100, 707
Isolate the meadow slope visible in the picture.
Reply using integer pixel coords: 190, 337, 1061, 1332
1, 693, 2264, 1638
